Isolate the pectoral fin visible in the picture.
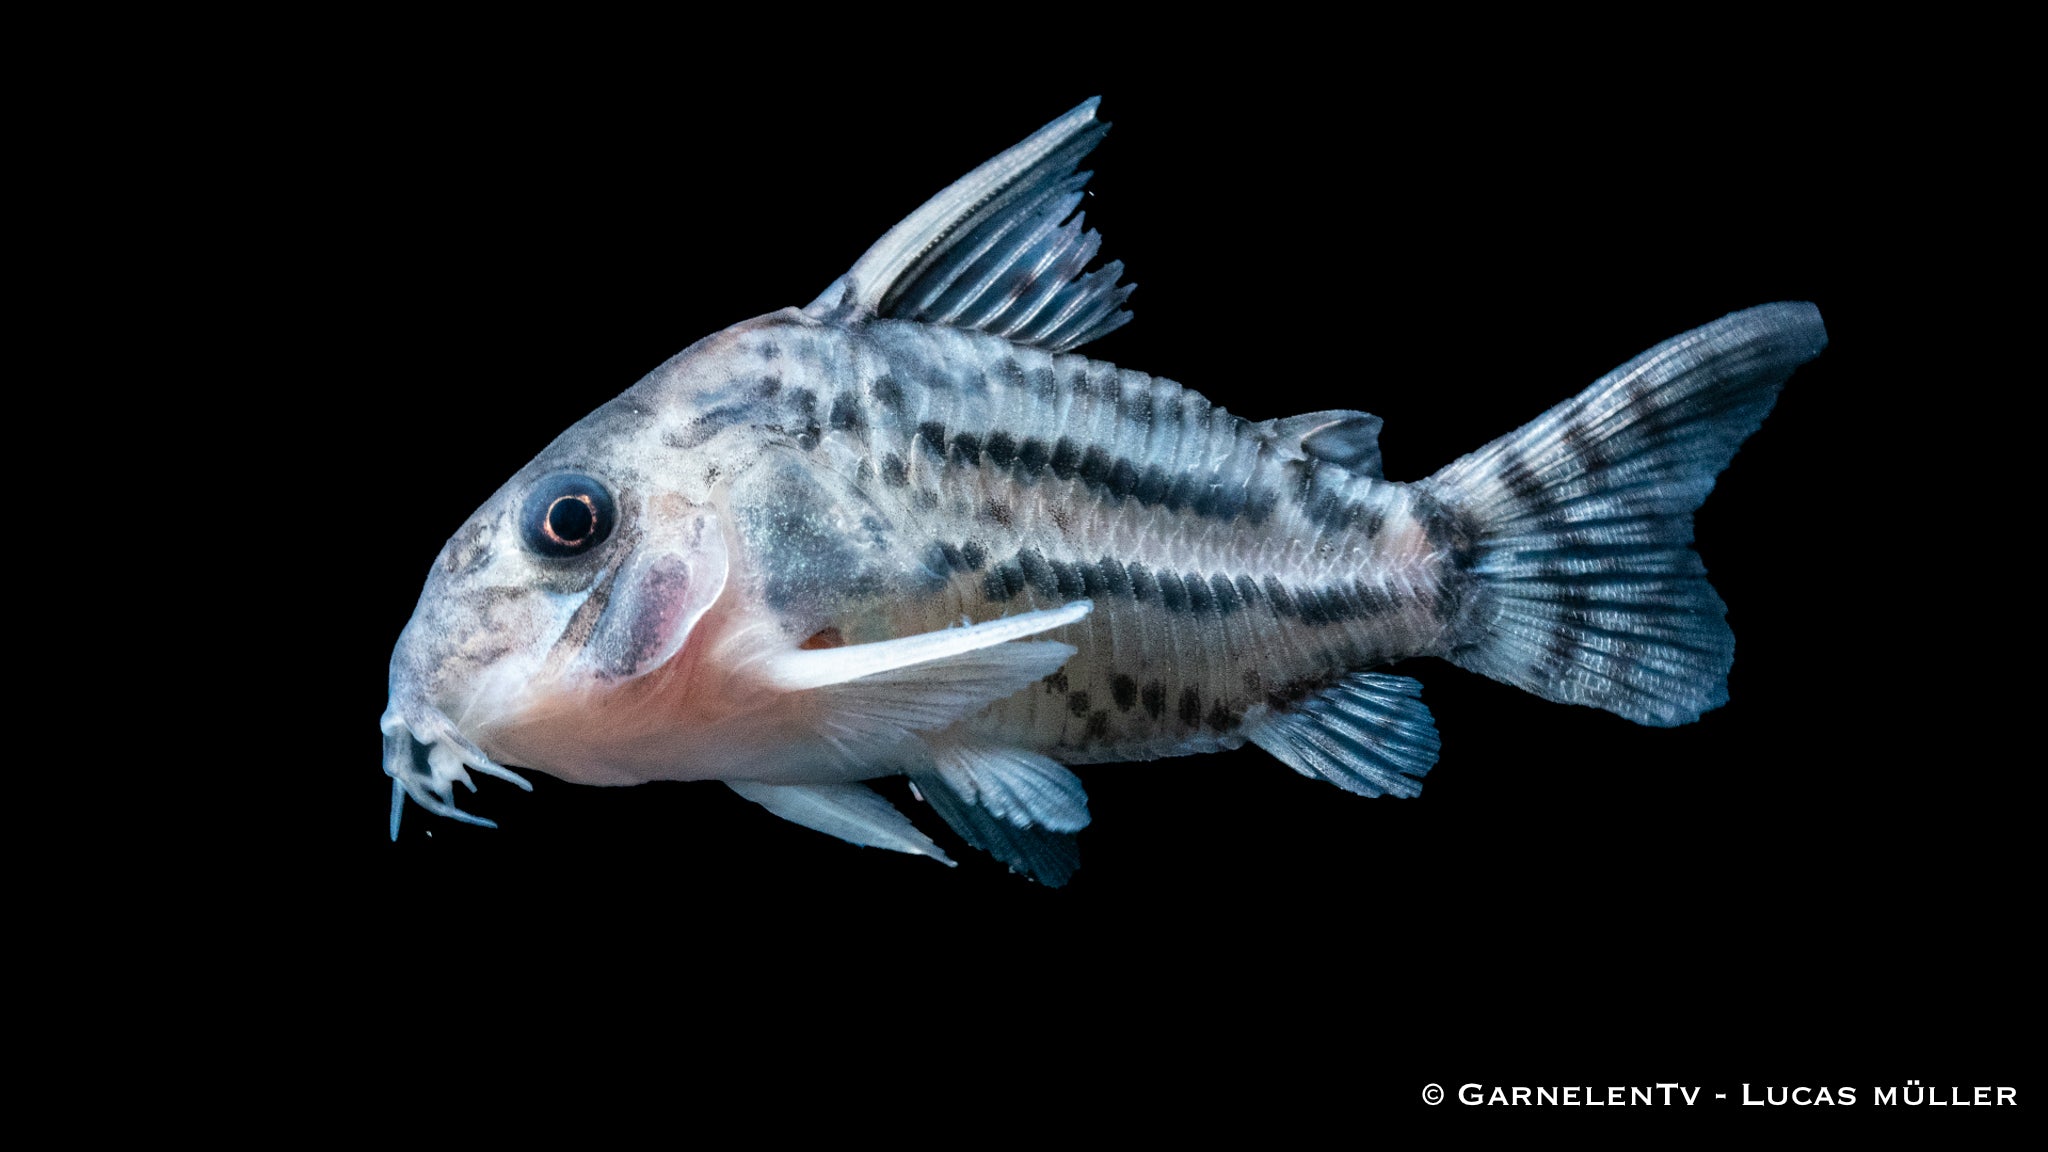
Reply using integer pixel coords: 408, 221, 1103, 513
728, 780, 954, 865
757, 601, 1091, 760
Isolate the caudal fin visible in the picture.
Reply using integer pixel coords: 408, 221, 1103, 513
1428, 302, 1827, 726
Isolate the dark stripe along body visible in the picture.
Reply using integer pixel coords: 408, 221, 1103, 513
722, 316, 1466, 765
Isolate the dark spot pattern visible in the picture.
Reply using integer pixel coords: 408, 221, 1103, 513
1156, 570, 1186, 611
985, 431, 1018, 467
1123, 387, 1153, 424
1110, 675, 1137, 711
1353, 582, 1392, 617
1210, 573, 1243, 615
1141, 682, 1167, 719
925, 541, 963, 575
991, 358, 1028, 391
829, 394, 863, 432
1067, 692, 1091, 716
985, 560, 1025, 600
1420, 500, 1481, 572
1540, 630, 1578, 682
949, 432, 982, 466
1017, 438, 1051, 477
972, 549, 1411, 630
1234, 575, 1262, 610
1295, 588, 1330, 626
881, 453, 908, 487
1178, 687, 1203, 728
1497, 454, 1546, 507
1264, 670, 1345, 711
1018, 549, 1058, 596
1054, 559, 1086, 598
1096, 556, 1131, 596
1049, 438, 1083, 479
1107, 458, 1140, 499
871, 376, 905, 416
1079, 446, 1112, 486
1128, 565, 1157, 603
1563, 421, 1609, 472
867, 370, 1308, 523
1083, 711, 1111, 741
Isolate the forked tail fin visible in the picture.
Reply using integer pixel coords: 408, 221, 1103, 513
1427, 302, 1827, 726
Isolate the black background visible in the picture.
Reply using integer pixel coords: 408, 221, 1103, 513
282, 35, 2025, 1112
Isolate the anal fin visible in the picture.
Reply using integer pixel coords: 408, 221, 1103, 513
1245, 673, 1440, 798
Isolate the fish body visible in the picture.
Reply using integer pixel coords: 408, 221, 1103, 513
383, 99, 1827, 882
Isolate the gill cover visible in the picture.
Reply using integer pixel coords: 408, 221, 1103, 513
576, 508, 727, 682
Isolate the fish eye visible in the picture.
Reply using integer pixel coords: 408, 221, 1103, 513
521, 473, 616, 558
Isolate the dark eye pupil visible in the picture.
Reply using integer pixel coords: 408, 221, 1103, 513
547, 495, 595, 544
521, 473, 615, 558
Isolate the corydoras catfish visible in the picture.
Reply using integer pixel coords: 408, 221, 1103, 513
381, 98, 1827, 883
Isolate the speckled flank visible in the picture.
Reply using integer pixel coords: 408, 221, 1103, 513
711, 318, 1466, 762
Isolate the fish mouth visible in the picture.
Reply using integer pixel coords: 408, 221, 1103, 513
381, 701, 533, 839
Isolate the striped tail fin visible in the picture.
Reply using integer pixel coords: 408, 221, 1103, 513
1428, 302, 1827, 726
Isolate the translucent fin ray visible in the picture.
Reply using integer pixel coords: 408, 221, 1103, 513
804, 98, 1133, 352
1263, 410, 1385, 478
914, 752, 1085, 887
1430, 302, 1827, 726
1246, 673, 1440, 797
929, 744, 1089, 833
758, 601, 1092, 761
728, 780, 955, 865
759, 600, 1091, 691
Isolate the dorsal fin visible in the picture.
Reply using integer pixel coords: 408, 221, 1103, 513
804, 97, 1134, 353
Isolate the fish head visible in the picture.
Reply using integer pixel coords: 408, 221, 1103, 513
381, 384, 735, 837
